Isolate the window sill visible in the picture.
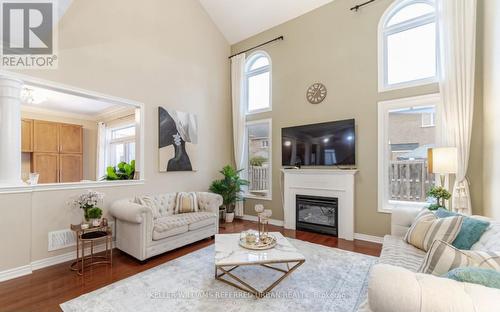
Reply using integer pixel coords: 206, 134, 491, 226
244, 194, 273, 201
246, 107, 272, 116
378, 201, 428, 214
378, 78, 438, 93
0, 179, 145, 194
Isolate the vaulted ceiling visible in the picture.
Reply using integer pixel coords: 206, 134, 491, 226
198, 0, 335, 44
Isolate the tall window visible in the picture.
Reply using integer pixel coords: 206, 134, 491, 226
107, 124, 136, 167
245, 52, 271, 113
379, 0, 438, 91
245, 119, 272, 200
378, 94, 439, 213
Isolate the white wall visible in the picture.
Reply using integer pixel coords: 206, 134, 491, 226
0, 0, 231, 273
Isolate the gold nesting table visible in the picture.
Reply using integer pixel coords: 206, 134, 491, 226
70, 223, 113, 276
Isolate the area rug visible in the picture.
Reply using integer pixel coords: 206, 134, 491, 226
61, 239, 377, 312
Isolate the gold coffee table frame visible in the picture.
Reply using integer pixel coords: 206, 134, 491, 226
215, 260, 305, 298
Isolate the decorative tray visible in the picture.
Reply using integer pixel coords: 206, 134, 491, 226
239, 235, 277, 250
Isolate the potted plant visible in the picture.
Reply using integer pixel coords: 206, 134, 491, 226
427, 186, 452, 210
102, 160, 136, 180
73, 190, 104, 223
209, 165, 249, 223
87, 207, 103, 226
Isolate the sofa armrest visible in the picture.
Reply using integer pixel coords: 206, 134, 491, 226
368, 264, 500, 312
110, 199, 152, 224
196, 192, 223, 214
391, 206, 422, 237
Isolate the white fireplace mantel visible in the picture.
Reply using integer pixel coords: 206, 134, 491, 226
281, 168, 358, 240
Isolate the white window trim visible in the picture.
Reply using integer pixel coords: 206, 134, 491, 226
378, 93, 441, 213
421, 111, 436, 127
244, 118, 272, 201
378, 0, 440, 92
106, 124, 136, 168
245, 51, 272, 115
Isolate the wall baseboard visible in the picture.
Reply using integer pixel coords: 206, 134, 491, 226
240, 216, 383, 244
353, 233, 384, 244
0, 243, 115, 282
240, 215, 284, 226
0, 265, 32, 283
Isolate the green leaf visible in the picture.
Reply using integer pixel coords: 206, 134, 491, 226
106, 167, 119, 180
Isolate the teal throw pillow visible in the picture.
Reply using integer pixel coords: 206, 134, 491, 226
435, 208, 490, 250
444, 267, 500, 289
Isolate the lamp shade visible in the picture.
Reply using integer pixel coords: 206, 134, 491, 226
428, 147, 458, 174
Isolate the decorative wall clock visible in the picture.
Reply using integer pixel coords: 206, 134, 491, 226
306, 82, 327, 104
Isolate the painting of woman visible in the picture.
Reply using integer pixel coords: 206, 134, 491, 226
158, 107, 198, 172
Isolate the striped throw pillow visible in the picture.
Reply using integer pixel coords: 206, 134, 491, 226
404, 211, 463, 251
419, 239, 500, 276
174, 192, 198, 214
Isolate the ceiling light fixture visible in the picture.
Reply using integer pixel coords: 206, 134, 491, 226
21, 88, 47, 105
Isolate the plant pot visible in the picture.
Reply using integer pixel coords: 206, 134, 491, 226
91, 219, 101, 227
225, 212, 235, 223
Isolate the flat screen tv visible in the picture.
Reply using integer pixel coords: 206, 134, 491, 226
282, 119, 355, 167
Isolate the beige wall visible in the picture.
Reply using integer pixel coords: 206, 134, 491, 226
20, 109, 98, 181
0, 0, 231, 272
232, 0, 484, 236
482, 0, 500, 219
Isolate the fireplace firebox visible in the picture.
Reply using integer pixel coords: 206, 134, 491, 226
296, 195, 338, 236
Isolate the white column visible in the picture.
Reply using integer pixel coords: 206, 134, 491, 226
0, 76, 23, 185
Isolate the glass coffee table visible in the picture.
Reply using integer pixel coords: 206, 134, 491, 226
214, 232, 305, 298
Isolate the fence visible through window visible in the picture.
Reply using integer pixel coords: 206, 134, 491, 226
389, 160, 434, 202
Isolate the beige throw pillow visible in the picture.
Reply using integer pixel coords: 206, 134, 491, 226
419, 239, 500, 276
404, 210, 463, 251
174, 192, 198, 214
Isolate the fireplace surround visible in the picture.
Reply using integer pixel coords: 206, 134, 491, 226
281, 168, 357, 240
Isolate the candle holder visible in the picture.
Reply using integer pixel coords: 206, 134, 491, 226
238, 205, 276, 250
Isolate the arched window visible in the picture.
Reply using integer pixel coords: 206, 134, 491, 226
379, 0, 438, 91
245, 51, 271, 113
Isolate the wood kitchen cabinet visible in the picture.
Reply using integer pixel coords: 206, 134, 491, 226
32, 153, 59, 184
21, 119, 33, 152
33, 120, 60, 153
26, 119, 83, 183
59, 154, 83, 183
59, 124, 83, 153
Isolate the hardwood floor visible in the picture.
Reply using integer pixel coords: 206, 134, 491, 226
0, 219, 381, 312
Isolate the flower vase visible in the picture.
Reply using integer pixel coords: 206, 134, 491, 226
83, 207, 92, 223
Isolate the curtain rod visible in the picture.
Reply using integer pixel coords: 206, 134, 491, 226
229, 36, 284, 59
350, 0, 378, 12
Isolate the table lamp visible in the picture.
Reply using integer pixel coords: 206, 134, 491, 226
428, 147, 458, 188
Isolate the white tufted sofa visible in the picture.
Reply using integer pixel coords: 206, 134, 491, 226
110, 192, 222, 261
359, 207, 500, 312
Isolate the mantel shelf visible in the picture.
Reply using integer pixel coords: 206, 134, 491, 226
281, 168, 358, 175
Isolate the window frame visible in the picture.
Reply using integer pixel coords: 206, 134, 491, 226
244, 118, 272, 201
245, 51, 272, 115
378, 0, 439, 92
106, 124, 136, 168
421, 110, 436, 127
378, 93, 441, 213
